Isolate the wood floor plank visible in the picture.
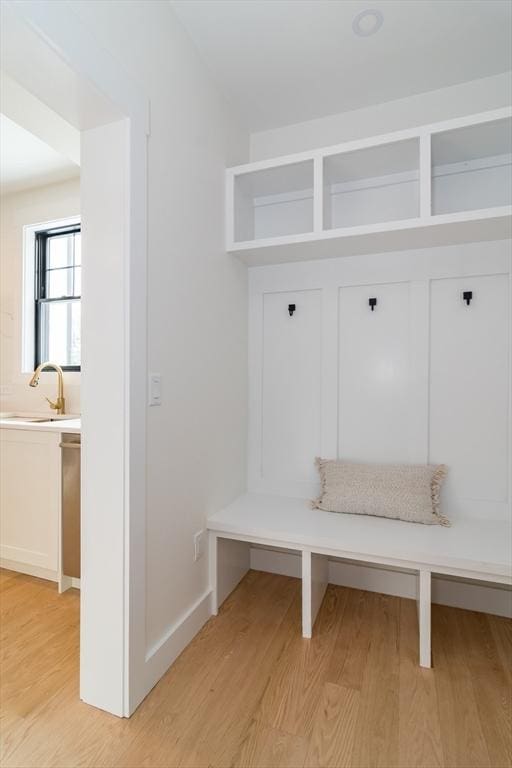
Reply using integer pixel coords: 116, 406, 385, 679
488, 613, 512, 688
1, 569, 510, 768
350, 593, 400, 768
433, 604, 492, 768
255, 584, 347, 738
326, 588, 376, 690
230, 719, 308, 768
461, 610, 512, 768
398, 598, 444, 768
304, 682, 360, 768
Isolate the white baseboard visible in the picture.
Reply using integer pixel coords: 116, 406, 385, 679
142, 588, 212, 702
59, 575, 81, 592
0, 558, 58, 583
250, 546, 512, 618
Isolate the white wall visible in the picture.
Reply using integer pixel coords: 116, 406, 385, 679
68, 0, 250, 673
80, 119, 129, 715
250, 72, 512, 161
0, 177, 81, 414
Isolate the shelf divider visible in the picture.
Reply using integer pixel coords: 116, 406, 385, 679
313, 154, 323, 234
420, 131, 432, 220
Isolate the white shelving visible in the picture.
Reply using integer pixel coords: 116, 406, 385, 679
226, 108, 512, 265
323, 138, 420, 230
431, 116, 512, 215
234, 160, 313, 242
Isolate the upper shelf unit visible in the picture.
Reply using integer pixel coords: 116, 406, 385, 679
226, 108, 512, 266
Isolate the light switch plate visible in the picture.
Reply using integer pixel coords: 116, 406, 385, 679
194, 530, 206, 561
149, 373, 162, 406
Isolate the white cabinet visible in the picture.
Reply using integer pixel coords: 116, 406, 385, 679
0, 429, 61, 578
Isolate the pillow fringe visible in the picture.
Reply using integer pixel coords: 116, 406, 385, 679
431, 464, 449, 525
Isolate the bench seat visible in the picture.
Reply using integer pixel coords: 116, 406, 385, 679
208, 493, 512, 583
207, 492, 512, 667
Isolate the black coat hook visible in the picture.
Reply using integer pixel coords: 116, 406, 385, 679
463, 291, 473, 306
288, 304, 296, 316
369, 298, 377, 312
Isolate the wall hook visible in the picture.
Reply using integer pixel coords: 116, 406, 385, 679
288, 304, 296, 316
369, 298, 377, 312
463, 291, 473, 306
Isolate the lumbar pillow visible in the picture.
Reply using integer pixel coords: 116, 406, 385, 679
313, 458, 449, 526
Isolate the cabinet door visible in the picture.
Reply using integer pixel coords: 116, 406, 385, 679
429, 274, 509, 506
0, 429, 60, 573
339, 281, 412, 463
261, 289, 322, 487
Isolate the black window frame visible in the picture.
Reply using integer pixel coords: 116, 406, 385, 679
34, 224, 81, 372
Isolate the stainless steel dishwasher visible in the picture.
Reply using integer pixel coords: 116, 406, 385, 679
60, 433, 81, 580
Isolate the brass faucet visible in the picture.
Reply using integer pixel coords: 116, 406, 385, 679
29, 362, 65, 415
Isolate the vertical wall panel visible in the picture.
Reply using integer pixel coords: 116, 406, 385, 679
261, 290, 322, 485
338, 282, 413, 462
429, 274, 509, 503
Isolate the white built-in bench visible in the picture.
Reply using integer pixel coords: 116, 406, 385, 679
207, 493, 512, 668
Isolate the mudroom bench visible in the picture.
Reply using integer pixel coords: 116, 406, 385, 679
207, 493, 512, 668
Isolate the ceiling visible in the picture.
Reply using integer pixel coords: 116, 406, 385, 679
170, 0, 512, 132
0, 114, 79, 195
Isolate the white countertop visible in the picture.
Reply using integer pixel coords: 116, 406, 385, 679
0, 413, 81, 434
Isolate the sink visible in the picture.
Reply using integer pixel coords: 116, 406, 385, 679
0, 416, 49, 423
0, 413, 80, 423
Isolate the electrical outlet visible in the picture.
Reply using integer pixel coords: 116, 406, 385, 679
148, 373, 162, 406
193, 530, 206, 562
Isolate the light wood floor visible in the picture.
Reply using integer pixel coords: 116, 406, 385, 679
0, 568, 511, 768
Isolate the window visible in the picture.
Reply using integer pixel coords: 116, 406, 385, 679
34, 225, 81, 371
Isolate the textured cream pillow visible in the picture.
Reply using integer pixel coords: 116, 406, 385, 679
313, 458, 449, 526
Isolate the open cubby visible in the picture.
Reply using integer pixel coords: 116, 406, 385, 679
323, 138, 420, 230
234, 160, 314, 242
431, 117, 512, 215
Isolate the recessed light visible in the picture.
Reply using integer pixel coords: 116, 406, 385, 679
352, 8, 384, 37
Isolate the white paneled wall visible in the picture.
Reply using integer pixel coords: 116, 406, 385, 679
261, 290, 322, 487
338, 281, 412, 463
249, 240, 511, 523
429, 274, 510, 516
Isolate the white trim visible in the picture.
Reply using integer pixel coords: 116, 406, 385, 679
59, 575, 81, 593
0, 558, 58, 582
142, 589, 212, 696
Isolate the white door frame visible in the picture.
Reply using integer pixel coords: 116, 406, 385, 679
1, 0, 149, 715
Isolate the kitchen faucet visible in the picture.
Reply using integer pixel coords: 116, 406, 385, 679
29, 361, 65, 415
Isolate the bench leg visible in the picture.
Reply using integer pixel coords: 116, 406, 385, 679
210, 535, 250, 614
416, 569, 431, 668
209, 532, 218, 615
302, 550, 329, 638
